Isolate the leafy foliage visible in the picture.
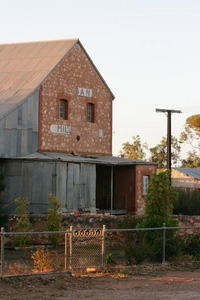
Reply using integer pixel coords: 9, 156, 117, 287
183, 233, 200, 259
180, 114, 200, 165
136, 171, 179, 262
47, 194, 63, 247
13, 196, 32, 247
173, 188, 200, 215
143, 170, 178, 217
32, 247, 60, 272
120, 135, 148, 159
181, 150, 200, 168
105, 252, 116, 268
149, 136, 181, 169
117, 215, 143, 229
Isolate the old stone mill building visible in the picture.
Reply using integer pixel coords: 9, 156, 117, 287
0, 39, 157, 215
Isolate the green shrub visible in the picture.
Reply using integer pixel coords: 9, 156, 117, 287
183, 233, 200, 258
13, 196, 32, 247
124, 238, 148, 265
47, 194, 63, 248
106, 252, 116, 268
117, 215, 143, 229
173, 188, 200, 215
136, 171, 180, 262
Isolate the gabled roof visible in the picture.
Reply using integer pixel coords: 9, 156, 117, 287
0, 39, 114, 120
173, 168, 200, 180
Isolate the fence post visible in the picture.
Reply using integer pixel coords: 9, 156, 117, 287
162, 223, 166, 264
102, 225, 106, 269
1, 227, 5, 276
69, 226, 73, 271
64, 230, 67, 271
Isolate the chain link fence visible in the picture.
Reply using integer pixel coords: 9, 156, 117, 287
1, 224, 200, 277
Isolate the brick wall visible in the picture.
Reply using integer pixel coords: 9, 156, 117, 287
135, 164, 157, 215
38, 43, 113, 155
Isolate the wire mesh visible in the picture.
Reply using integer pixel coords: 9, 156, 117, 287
65, 228, 104, 271
1, 225, 200, 277
0, 231, 66, 276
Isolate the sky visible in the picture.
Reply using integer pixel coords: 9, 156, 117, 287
1, 0, 200, 161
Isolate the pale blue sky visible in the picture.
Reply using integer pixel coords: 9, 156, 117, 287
1, 0, 200, 160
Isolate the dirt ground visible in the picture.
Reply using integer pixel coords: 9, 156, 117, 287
1, 263, 200, 300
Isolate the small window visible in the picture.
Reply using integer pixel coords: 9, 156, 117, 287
87, 103, 95, 123
59, 99, 68, 120
143, 176, 149, 195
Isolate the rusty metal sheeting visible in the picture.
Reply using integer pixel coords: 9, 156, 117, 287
0, 39, 78, 118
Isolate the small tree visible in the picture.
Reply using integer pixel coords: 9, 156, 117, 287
47, 194, 63, 248
120, 135, 148, 159
149, 136, 181, 169
137, 170, 179, 261
14, 196, 32, 247
180, 114, 200, 148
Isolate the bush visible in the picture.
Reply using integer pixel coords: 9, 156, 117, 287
117, 215, 143, 229
47, 194, 63, 248
13, 196, 32, 247
124, 238, 148, 265
173, 188, 200, 215
136, 171, 180, 262
183, 233, 200, 259
32, 247, 60, 272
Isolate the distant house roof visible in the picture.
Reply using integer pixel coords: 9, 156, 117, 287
0, 39, 114, 120
173, 168, 200, 180
1, 152, 158, 166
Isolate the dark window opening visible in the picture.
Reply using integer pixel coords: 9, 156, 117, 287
59, 99, 68, 120
87, 103, 95, 123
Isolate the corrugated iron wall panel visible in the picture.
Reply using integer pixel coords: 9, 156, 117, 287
1, 90, 39, 157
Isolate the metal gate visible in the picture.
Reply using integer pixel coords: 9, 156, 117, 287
65, 225, 106, 271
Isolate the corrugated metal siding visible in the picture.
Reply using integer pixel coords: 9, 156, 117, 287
1, 90, 39, 157
1, 159, 96, 214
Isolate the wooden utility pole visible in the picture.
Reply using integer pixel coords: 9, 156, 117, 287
156, 108, 181, 170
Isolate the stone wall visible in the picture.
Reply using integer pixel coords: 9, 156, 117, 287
39, 43, 113, 155
8, 213, 119, 232
7, 214, 200, 232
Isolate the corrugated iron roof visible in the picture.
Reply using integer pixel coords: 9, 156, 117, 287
3, 152, 157, 166
0, 38, 115, 120
173, 168, 200, 180
0, 39, 78, 119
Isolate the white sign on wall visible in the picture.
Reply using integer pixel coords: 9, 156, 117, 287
50, 124, 71, 134
77, 87, 92, 97
99, 129, 103, 137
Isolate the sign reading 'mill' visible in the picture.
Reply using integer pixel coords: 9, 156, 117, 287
77, 87, 92, 97
50, 125, 71, 134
